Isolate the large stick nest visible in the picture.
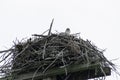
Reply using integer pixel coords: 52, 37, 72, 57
0, 30, 118, 79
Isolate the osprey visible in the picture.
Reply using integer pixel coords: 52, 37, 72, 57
65, 28, 70, 35
59, 28, 71, 36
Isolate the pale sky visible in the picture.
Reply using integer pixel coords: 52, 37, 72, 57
0, 0, 120, 80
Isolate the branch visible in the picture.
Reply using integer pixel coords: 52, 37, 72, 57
48, 19, 54, 36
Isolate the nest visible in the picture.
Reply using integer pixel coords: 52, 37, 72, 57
0, 26, 119, 79
12, 34, 103, 71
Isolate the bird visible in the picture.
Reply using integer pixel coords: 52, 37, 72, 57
59, 28, 71, 36
65, 28, 71, 35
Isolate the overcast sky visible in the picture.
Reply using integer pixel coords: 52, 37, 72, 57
0, 0, 120, 80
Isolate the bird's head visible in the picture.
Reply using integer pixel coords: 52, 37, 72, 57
65, 28, 71, 35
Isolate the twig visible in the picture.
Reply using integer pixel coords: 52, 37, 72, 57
48, 19, 54, 36
42, 29, 49, 35
0, 49, 13, 53
61, 51, 68, 75
42, 41, 47, 59
32, 34, 48, 37
32, 65, 42, 80
100, 65, 106, 77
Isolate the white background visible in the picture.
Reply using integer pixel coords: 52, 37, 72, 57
0, 0, 120, 80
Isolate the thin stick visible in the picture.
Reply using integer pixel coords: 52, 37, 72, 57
32, 65, 42, 80
61, 51, 68, 75
48, 19, 54, 36
42, 41, 47, 59
0, 49, 13, 53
